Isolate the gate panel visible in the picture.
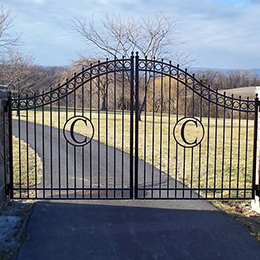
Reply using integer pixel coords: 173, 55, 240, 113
135, 56, 257, 199
11, 57, 134, 199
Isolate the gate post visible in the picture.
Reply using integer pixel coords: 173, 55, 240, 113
252, 87, 260, 213
0, 86, 12, 210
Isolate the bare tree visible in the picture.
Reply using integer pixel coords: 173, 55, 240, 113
0, 49, 35, 96
73, 12, 192, 119
0, 5, 20, 53
73, 12, 190, 63
193, 69, 260, 90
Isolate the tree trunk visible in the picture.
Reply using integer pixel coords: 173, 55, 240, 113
101, 93, 107, 111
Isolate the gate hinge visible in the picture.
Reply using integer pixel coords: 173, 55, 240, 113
5, 184, 11, 196
3, 100, 9, 113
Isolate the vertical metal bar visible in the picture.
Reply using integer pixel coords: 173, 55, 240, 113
97, 61, 101, 199
151, 59, 156, 198
175, 66, 180, 198
18, 95, 22, 198
167, 64, 172, 198
205, 87, 211, 199
252, 95, 259, 199
65, 83, 69, 199
89, 66, 93, 198
184, 70, 187, 117
221, 92, 226, 199
244, 98, 249, 198
190, 76, 195, 198
236, 96, 242, 198
97, 62, 102, 198
129, 54, 134, 199
213, 90, 218, 198
34, 93, 37, 198
134, 53, 139, 199
81, 69, 85, 198
122, 58, 125, 198
57, 94, 61, 198
26, 95, 29, 198
42, 91, 45, 199
113, 59, 117, 198
73, 78, 77, 198
105, 61, 108, 198
50, 90, 53, 198
81, 69, 85, 115
229, 95, 234, 198
182, 72, 188, 198
198, 81, 203, 198
143, 57, 148, 198
159, 61, 163, 198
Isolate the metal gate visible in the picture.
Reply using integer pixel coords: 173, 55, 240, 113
9, 54, 260, 199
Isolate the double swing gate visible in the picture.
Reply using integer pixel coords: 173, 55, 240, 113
8, 54, 260, 200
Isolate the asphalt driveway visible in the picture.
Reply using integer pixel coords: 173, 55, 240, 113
15, 199, 260, 260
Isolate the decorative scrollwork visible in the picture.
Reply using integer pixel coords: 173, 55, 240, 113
75, 76, 83, 84
11, 56, 256, 112
123, 60, 131, 69
138, 57, 256, 112
12, 100, 19, 109
138, 61, 146, 69
217, 96, 224, 104
11, 57, 132, 110
99, 64, 107, 73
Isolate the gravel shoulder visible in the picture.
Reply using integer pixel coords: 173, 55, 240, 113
0, 200, 33, 260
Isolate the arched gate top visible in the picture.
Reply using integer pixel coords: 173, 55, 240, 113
11, 54, 257, 112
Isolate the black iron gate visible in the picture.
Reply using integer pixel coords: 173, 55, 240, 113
9, 54, 260, 199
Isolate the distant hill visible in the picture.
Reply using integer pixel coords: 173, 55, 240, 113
190, 67, 260, 77
218, 86, 258, 99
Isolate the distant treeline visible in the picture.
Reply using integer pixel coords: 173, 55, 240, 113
191, 69, 260, 90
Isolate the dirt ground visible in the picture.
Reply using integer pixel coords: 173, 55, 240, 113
212, 200, 260, 241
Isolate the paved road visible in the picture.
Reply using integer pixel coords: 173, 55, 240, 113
12, 119, 260, 259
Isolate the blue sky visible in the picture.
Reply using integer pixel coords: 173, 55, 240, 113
2, 0, 260, 69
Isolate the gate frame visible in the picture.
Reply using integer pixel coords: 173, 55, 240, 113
0, 86, 13, 209
7, 53, 260, 201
